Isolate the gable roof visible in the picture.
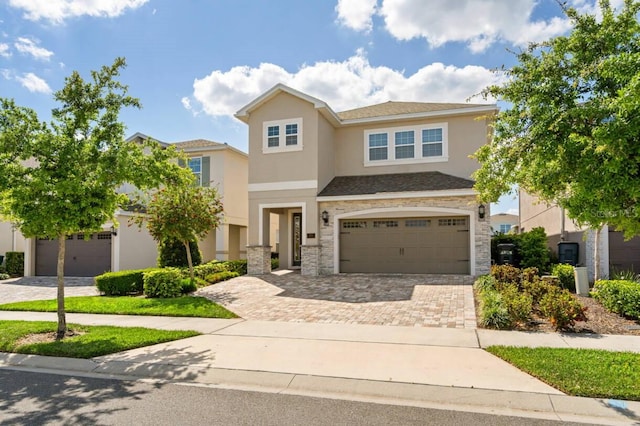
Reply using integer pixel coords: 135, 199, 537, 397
235, 84, 497, 126
172, 139, 225, 149
318, 171, 475, 197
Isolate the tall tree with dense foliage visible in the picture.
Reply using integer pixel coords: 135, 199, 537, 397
138, 182, 224, 283
474, 0, 640, 279
0, 58, 189, 339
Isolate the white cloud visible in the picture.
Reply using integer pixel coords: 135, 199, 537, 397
0, 43, 10, 58
14, 37, 53, 61
8, 0, 149, 24
16, 72, 52, 93
186, 50, 501, 119
337, 0, 574, 53
335, 0, 378, 32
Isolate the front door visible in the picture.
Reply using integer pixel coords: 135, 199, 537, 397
292, 212, 302, 267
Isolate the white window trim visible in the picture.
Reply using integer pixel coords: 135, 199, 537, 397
262, 118, 303, 154
364, 122, 448, 167
188, 156, 202, 186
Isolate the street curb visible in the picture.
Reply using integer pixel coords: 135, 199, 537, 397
1, 353, 638, 425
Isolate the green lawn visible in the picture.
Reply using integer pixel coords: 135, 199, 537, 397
0, 295, 237, 318
487, 346, 640, 401
0, 320, 200, 358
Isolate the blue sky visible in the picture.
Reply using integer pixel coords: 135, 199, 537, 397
0, 0, 618, 214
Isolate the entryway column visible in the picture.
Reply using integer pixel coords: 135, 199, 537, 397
301, 244, 320, 276
247, 245, 272, 275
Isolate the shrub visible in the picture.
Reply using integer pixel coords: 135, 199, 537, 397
478, 289, 512, 329
522, 277, 558, 306
143, 268, 183, 298
521, 267, 539, 284
539, 289, 587, 330
610, 269, 640, 283
192, 261, 229, 279
179, 278, 198, 294
95, 269, 151, 296
474, 275, 497, 293
204, 271, 240, 284
225, 260, 247, 275
592, 280, 640, 319
501, 284, 533, 326
158, 237, 202, 268
5, 251, 24, 277
271, 258, 279, 270
518, 227, 551, 272
490, 264, 521, 285
0, 273, 9, 280
552, 264, 576, 293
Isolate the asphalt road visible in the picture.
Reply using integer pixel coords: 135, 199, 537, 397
0, 368, 596, 426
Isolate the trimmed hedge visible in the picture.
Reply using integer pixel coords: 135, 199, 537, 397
193, 261, 229, 279
204, 271, 240, 284
5, 251, 24, 277
143, 268, 183, 298
95, 269, 151, 296
592, 280, 640, 319
225, 260, 248, 275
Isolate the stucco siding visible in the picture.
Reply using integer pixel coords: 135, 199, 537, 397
333, 114, 490, 179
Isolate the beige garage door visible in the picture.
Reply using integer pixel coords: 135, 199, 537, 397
36, 232, 112, 276
339, 216, 469, 274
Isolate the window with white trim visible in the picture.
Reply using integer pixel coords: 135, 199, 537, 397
498, 224, 512, 233
188, 157, 202, 186
263, 118, 303, 153
364, 123, 448, 166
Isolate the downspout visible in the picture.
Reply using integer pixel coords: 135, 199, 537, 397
560, 207, 565, 241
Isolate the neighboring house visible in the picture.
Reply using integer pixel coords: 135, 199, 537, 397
490, 213, 519, 234
2, 134, 251, 277
235, 84, 496, 276
519, 191, 640, 279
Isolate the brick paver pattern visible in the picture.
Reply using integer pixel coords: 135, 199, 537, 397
197, 272, 477, 329
0, 277, 98, 304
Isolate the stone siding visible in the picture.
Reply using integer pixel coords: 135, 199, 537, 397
301, 245, 320, 276
247, 245, 272, 275
318, 196, 491, 276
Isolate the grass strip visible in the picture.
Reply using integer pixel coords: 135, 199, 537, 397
0, 295, 237, 318
0, 320, 200, 358
487, 346, 640, 401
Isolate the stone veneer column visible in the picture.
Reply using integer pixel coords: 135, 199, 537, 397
301, 245, 320, 276
247, 245, 271, 275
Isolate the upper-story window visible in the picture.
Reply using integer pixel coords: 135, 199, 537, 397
364, 123, 448, 166
188, 157, 202, 186
498, 224, 512, 233
263, 118, 303, 153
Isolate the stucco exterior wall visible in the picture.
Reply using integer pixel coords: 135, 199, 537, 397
116, 215, 158, 271
247, 92, 319, 184
333, 113, 491, 180
317, 196, 490, 276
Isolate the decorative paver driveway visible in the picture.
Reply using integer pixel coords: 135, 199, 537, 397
196, 272, 477, 328
0, 277, 98, 304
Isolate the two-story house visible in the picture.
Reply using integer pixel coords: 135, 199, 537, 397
235, 84, 495, 276
2, 135, 250, 277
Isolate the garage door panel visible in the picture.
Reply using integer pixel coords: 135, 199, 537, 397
339, 216, 469, 274
36, 232, 111, 277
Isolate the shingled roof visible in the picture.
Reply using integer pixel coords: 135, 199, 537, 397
172, 139, 225, 149
337, 101, 491, 121
318, 171, 475, 197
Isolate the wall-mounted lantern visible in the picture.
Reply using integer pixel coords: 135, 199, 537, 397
321, 210, 329, 225
478, 204, 486, 220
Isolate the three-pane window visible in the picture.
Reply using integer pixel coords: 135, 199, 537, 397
365, 123, 447, 165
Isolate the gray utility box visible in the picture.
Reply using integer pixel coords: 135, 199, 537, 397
574, 266, 589, 296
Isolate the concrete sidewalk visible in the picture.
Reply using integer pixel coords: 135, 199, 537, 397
0, 311, 639, 424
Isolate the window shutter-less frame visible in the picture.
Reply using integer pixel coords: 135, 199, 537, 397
201, 156, 210, 187
178, 158, 186, 168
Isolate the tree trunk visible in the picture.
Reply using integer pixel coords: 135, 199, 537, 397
594, 227, 601, 283
184, 240, 194, 283
56, 234, 67, 340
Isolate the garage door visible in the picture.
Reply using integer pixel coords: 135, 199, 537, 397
36, 232, 112, 276
339, 216, 469, 274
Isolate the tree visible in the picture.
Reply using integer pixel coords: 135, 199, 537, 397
138, 183, 223, 283
474, 0, 640, 280
0, 58, 189, 339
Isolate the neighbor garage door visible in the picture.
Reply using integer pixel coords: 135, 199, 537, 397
339, 216, 469, 274
36, 232, 112, 276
